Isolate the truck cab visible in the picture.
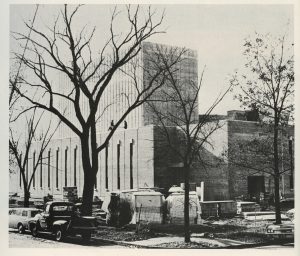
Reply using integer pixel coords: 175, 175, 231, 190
29, 201, 97, 242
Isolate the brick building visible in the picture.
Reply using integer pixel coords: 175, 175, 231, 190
225, 112, 294, 201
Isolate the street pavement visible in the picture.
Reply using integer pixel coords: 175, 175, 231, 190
252, 243, 294, 249
9, 230, 127, 248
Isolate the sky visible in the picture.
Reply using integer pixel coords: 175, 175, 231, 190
9, 4, 294, 114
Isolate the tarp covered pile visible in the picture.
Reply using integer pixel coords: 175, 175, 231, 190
166, 192, 201, 224
131, 191, 165, 224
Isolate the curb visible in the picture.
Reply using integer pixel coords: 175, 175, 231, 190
92, 235, 293, 249
224, 241, 292, 249
92, 236, 158, 249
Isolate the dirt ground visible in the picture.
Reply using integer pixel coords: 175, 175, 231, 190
96, 217, 294, 245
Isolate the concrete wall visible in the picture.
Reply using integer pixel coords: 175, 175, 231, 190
142, 42, 198, 127
152, 124, 230, 200
10, 105, 294, 203
10, 126, 155, 201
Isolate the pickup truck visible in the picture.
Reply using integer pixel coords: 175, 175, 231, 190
28, 201, 97, 242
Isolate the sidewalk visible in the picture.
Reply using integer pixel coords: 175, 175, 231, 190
128, 236, 255, 247
93, 234, 254, 248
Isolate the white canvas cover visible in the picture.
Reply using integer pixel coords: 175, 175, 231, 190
166, 192, 201, 224
130, 191, 165, 224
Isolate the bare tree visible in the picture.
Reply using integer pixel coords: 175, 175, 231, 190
11, 4, 183, 215
9, 106, 60, 207
9, 5, 39, 107
9, 5, 58, 207
147, 53, 231, 242
230, 32, 294, 224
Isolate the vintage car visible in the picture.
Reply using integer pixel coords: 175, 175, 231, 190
266, 223, 294, 239
28, 201, 97, 242
9, 207, 42, 234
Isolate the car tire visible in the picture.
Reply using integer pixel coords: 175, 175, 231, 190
31, 224, 39, 237
55, 227, 65, 242
18, 224, 25, 234
82, 232, 91, 242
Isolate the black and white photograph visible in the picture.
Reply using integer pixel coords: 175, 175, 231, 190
1, 0, 298, 254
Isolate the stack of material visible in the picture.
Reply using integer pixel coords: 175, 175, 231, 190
166, 192, 201, 224
131, 191, 165, 224
63, 186, 78, 202
242, 211, 289, 221
219, 201, 237, 217
236, 201, 257, 214
200, 200, 237, 218
200, 201, 219, 218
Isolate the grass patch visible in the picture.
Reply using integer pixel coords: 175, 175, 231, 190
215, 231, 270, 243
150, 223, 245, 235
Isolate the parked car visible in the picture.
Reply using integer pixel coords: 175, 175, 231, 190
9, 208, 42, 234
28, 201, 97, 242
266, 223, 294, 239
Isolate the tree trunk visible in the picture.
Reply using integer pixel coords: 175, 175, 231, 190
273, 120, 282, 224
80, 131, 93, 216
80, 128, 98, 216
23, 189, 30, 208
21, 167, 30, 207
184, 164, 190, 243
273, 175, 281, 224
81, 170, 95, 216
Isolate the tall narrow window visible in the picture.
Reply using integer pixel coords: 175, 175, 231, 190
65, 148, 68, 187
19, 154, 22, 187
105, 145, 108, 189
48, 151, 51, 188
117, 143, 120, 190
32, 152, 36, 188
56, 149, 59, 189
40, 154, 43, 188
130, 141, 133, 189
74, 147, 77, 186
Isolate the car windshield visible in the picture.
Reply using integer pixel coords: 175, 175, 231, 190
9, 209, 16, 215
52, 205, 74, 215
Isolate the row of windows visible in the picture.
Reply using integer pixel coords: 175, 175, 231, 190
19, 148, 77, 190
19, 141, 135, 191
104, 141, 134, 190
